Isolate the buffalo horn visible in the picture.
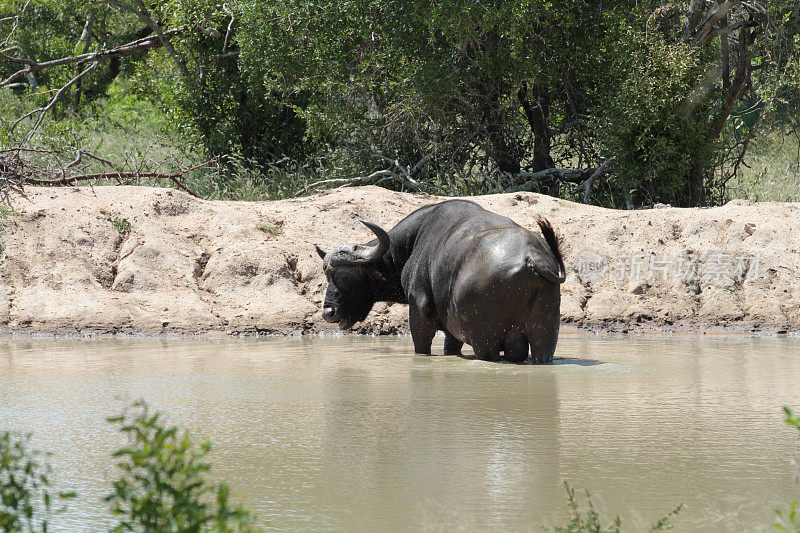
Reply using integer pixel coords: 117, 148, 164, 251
354, 219, 391, 262
331, 219, 391, 266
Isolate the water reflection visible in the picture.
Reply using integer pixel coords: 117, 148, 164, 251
552, 356, 604, 366
0, 335, 798, 531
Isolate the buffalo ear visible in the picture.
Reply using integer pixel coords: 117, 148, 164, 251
315, 245, 327, 260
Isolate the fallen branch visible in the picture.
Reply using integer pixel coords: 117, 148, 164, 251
572, 157, 616, 202
503, 167, 601, 193
26, 170, 198, 196
1, 148, 218, 198
297, 169, 416, 196
297, 153, 428, 196
23, 160, 215, 197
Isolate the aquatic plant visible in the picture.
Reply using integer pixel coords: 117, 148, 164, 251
105, 400, 262, 532
555, 481, 682, 533
0, 432, 75, 532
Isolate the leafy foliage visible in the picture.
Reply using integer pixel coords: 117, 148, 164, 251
554, 481, 682, 533
776, 406, 800, 532
105, 400, 261, 532
236, 0, 624, 190
0, 432, 76, 532
599, 30, 715, 207
98, 215, 131, 236
1, 0, 799, 204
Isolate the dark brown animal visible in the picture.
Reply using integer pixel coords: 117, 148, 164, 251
316, 200, 565, 363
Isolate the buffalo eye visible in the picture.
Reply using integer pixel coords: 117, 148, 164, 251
341, 274, 350, 283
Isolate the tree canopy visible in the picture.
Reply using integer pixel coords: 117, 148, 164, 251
1, 0, 799, 206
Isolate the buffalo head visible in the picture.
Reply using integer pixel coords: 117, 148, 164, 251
316, 220, 390, 330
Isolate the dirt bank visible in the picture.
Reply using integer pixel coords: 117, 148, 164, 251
1, 186, 798, 335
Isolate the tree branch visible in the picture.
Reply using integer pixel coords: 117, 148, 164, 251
683, 0, 708, 40
222, 3, 234, 53
297, 169, 420, 196
15, 61, 100, 142
1, 148, 217, 198
693, 0, 741, 45
133, 0, 189, 78
92, 0, 189, 78
0, 28, 184, 88
572, 157, 616, 202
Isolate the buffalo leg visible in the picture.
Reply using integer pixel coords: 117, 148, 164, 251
528, 333, 557, 364
472, 342, 501, 362
409, 295, 436, 355
443, 332, 463, 356
503, 336, 529, 364
528, 322, 558, 364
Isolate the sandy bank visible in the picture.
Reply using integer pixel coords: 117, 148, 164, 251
1, 186, 798, 335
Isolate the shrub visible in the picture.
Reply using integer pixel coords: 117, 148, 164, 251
776, 407, 800, 533
105, 400, 261, 532
0, 432, 75, 532
599, 31, 715, 207
554, 481, 682, 532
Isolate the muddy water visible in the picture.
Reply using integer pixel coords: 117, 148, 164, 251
1, 335, 799, 531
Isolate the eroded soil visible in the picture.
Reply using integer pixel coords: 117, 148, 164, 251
2, 186, 797, 335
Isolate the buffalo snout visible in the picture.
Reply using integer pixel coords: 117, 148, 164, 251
322, 306, 340, 322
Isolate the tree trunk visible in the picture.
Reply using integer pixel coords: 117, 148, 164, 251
485, 122, 520, 174
478, 30, 520, 175
687, 164, 706, 206
688, 22, 751, 205
518, 81, 553, 172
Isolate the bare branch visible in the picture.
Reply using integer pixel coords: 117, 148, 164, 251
0, 0, 31, 49
222, 3, 234, 52
693, 0, 741, 45
409, 154, 432, 176
0, 68, 27, 87
114, 0, 189, 78
209, 50, 239, 61
0, 28, 183, 83
0, 147, 62, 154
572, 157, 616, 202
1, 150, 217, 198
14, 61, 100, 142
683, 0, 707, 41
297, 169, 420, 196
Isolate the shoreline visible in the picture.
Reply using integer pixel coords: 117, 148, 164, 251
0, 322, 797, 340
2, 185, 798, 337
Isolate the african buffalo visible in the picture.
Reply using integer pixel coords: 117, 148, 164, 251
315, 200, 565, 363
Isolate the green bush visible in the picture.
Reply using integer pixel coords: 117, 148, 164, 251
105, 400, 261, 532
599, 30, 715, 207
554, 481, 682, 532
0, 432, 75, 532
3, 0, 799, 204
776, 406, 800, 532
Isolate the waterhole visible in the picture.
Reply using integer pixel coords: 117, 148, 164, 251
1, 334, 799, 531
